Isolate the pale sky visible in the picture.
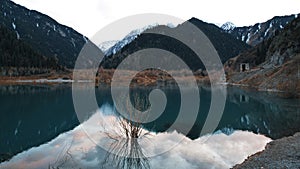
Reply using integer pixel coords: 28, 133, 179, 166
11, 0, 300, 38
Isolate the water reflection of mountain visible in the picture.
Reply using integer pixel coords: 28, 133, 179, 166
138, 85, 300, 140
0, 85, 299, 162
224, 86, 300, 139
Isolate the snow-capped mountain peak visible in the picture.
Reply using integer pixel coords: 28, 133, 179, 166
98, 40, 118, 53
221, 22, 236, 31
100, 24, 159, 56
227, 14, 298, 46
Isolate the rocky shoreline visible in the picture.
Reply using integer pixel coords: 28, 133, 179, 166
233, 132, 300, 169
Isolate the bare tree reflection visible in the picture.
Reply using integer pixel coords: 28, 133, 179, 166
48, 138, 77, 169
101, 138, 150, 169
101, 92, 151, 169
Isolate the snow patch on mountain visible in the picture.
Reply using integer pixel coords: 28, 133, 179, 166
98, 40, 118, 53
15, 31, 20, 39
280, 25, 283, 29
70, 38, 76, 47
242, 35, 245, 41
221, 22, 236, 31
58, 29, 66, 37
99, 23, 186, 56
227, 14, 297, 46
12, 22, 16, 29
264, 27, 270, 37
82, 35, 88, 43
104, 24, 159, 56
166, 23, 176, 28
269, 22, 273, 28
246, 33, 250, 43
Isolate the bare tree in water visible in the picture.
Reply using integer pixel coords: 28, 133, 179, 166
101, 92, 151, 169
48, 138, 78, 169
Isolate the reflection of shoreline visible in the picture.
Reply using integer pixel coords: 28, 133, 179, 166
215, 86, 300, 139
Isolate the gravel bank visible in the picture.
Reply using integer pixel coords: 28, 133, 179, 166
233, 132, 300, 169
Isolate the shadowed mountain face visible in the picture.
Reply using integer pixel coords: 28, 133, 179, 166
101, 18, 250, 71
225, 14, 298, 46
0, 25, 62, 76
0, 0, 87, 68
188, 18, 251, 62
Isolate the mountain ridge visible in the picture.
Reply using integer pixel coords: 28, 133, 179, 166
0, 0, 87, 68
100, 17, 250, 71
225, 14, 298, 46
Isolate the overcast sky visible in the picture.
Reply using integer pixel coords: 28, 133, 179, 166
11, 0, 300, 38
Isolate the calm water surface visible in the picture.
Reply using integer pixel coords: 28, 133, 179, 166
0, 84, 299, 161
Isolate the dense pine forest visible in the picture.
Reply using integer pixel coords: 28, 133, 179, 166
0, 25, 63, 76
